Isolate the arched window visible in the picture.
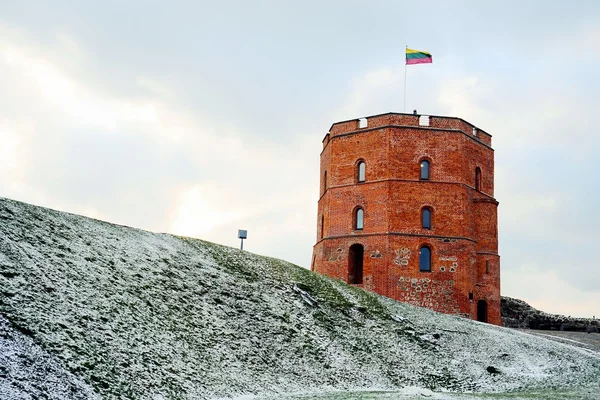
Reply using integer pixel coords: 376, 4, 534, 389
420, 160, 430, 180
354, 208, 364, 230
357, 161, 366, 182
323, 171, 328, 193
348, 244, 364, 284
475, 167, 481, 191
419, 246, 431, 272
422, 208, 432, 229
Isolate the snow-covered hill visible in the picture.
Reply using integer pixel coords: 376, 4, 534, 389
0, 197, 599, 399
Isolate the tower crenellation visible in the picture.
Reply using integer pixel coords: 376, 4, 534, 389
312, 112, 501, 325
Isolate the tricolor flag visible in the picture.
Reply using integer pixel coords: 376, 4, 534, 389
406, 48, 432, 65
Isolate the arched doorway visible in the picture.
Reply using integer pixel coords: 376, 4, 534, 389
477, 300, 488, 323
348, 244, 364, 284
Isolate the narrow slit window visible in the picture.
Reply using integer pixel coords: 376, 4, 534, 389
357, 161, 366, 182
422, 208, 432, 229
475, 167, 481, 191
320, 215, 325, 239
420, 160, 430, 180
355, 208, 364, 230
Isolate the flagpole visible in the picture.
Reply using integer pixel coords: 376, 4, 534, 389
403, 45, 407, 113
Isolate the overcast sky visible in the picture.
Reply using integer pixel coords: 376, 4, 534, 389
1, 1, 599, 318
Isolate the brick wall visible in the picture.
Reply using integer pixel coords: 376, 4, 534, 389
313, 113, 501, 325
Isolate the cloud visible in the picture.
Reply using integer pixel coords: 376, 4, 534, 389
334, 66, 405, 121
169, 183, 246, 237
0, 23, 319, 268
503, 265, 599, 318
0, 120, 20, 171
437, 76, 493, 121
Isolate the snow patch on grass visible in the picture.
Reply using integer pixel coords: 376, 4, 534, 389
0, 315, 99, 400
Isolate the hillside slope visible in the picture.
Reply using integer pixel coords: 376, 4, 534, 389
0, 197, 599, 399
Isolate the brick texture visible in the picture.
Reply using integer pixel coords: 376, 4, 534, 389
312, 112, 501, 325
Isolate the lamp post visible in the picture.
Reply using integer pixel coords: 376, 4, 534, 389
238, 230, 247, 250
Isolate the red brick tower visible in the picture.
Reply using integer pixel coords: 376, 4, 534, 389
311, 112, 500, 325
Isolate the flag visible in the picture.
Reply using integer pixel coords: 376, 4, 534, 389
406, 48, 432, 65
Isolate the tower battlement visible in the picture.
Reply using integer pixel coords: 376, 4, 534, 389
312, 113, 501, 325
322, 112, 492, 148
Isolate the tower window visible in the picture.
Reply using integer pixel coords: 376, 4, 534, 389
420, 160, 430, 180
475, 167, 481, 191
320, 215, 325, 239
422, 208, 432, 229
357, 161, 366, 182
323, 171, 327, 194
354, 208, 364, 230
419, 246, 431, 272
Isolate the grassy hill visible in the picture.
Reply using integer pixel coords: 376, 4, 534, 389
0, 197, 599, 399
